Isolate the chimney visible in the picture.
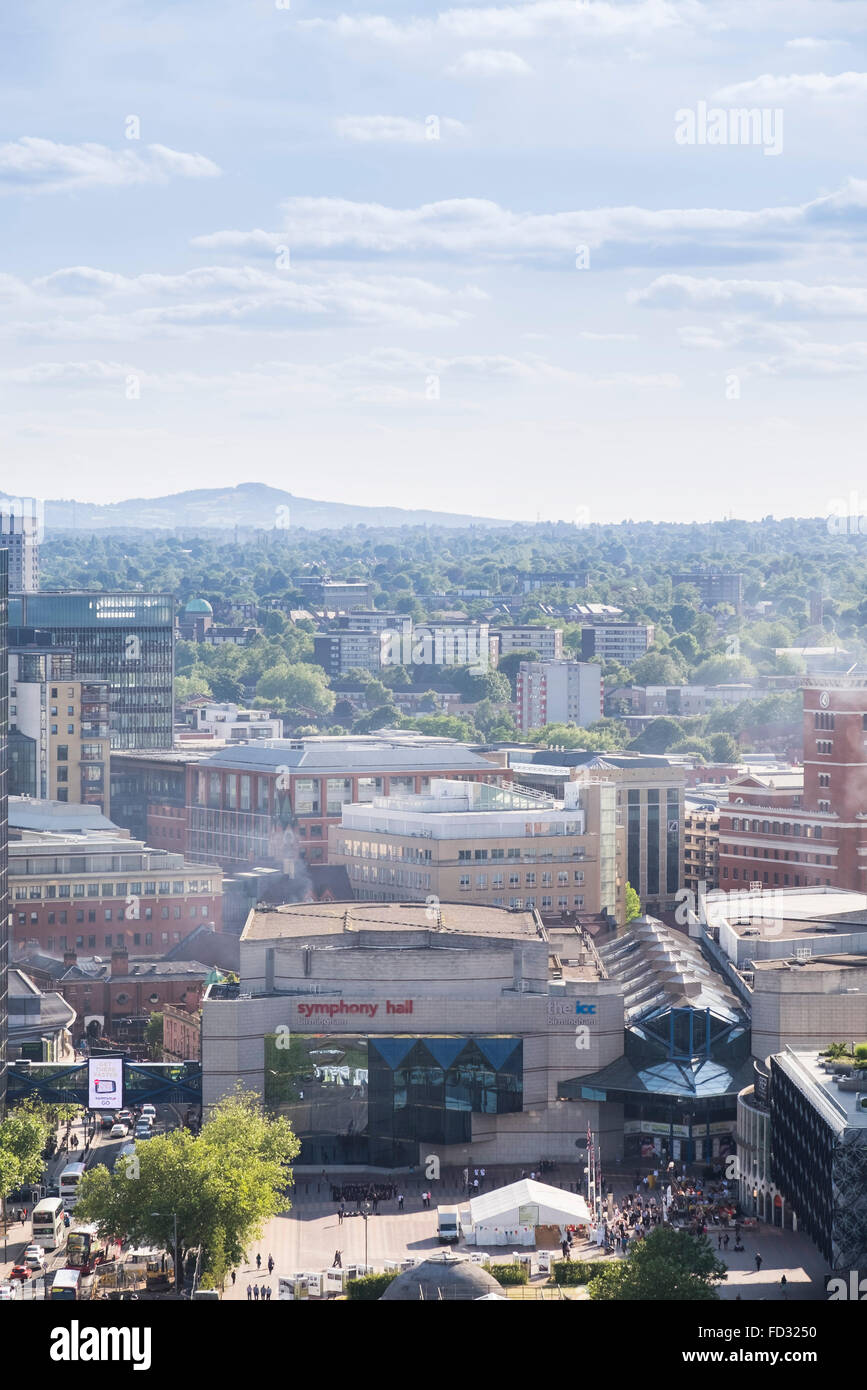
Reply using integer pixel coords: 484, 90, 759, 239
63, 949, 77, 967
110, 946, 129, 978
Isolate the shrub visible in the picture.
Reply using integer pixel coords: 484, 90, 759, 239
552, 1260, 596, 1285
483, 1262, 528, 1286
854, 1043, 867, 1061
346, 1272, 397, 1301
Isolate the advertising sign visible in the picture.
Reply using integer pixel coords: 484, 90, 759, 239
88, 1056, 124, 1110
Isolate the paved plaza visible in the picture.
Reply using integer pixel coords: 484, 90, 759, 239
220, 1167, 831, 1302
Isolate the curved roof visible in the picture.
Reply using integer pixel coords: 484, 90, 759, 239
380, 1253, 502, 1301
184, 598, 213, 614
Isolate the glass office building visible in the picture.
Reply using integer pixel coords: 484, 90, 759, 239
9, 592, 173, 750
0, 550, 8, 1116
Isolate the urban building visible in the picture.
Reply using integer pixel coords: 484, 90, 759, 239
494, 626, 564, 661
15, 945, 210, 1045
8, 651, 111, 813
8, 827, 222, 956
682, 800, 720, 896
520, 572, 589, 592
703, 886, 867, 971
161, 998, 202, 1061
672, 570, 743, 612
750, 954, 867, 1059
580, 623, 654, 664
202, 905, 747, 1168
336, 610, 398, 634
314, 629, 383, 678
183, 702, 281, 742
769, 1047, 867, 1271
8, 592, 174, 750
0, 548, 8, 1116
202, 900, 626, 1165
329, 777, 623, 921
293, 576, 373, 610
7, 967, 76, 1063
507, 750, 685, 915
176, 597, 214, 641
186, 734, 509, 872
0, 502, 39, 592
110, 749, 215, 850
516, 660, 602, 732
718, 679, 867, 893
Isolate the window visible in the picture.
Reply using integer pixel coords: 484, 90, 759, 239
56, 745, 68, 761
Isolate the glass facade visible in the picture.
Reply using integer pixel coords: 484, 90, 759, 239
666, 787, 680, 895
0, 550, 7, 1116
627, 789, 640, 891
646, 789, 660, 896
264, 1033, 523, 1167
9, 593, 173, 750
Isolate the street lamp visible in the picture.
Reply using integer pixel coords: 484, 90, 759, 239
150, 1211, 180, 1293
361, 1201, 371, 1272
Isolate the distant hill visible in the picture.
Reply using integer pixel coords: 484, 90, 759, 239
26, 483, 512, 532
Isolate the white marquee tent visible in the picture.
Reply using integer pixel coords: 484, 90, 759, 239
466, 1179, 592, 1247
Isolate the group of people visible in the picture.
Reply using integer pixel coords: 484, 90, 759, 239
331, 1181, 396, 1207
246, 1283, 272, 1300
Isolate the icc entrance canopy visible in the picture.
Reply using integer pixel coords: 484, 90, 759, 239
468, 1179, 592, 1247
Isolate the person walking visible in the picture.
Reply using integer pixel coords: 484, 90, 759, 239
256, 1253, 262, 1271
266, 1285, 272, 1301
338, 1207, 344, 1225
333, 1250, 342, 1269
397, 1193, 404, 1210
253, 1284, 260, 1301
247, 1283, 252, 1300
723, 1234, 730, 1251
267, 1255, 274, 1275
780, 1275, 788, 1297
231, 1270, 236, 1286
755, 1253, 763, 1273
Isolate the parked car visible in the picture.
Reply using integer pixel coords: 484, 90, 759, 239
9, 1265, 32, 1282
110, 1123, 129, 1138
23, 1245, 46, 1270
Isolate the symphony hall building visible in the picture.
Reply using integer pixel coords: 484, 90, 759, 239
201, 902, 749, 1169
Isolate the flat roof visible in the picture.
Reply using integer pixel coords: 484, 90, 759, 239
198, 739, 500, 773
752, 954, 867, 974
242, 900, 541, 943
775, 1048, 867, 1131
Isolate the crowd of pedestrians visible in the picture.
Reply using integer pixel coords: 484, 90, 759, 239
330, 1181, 396, 1207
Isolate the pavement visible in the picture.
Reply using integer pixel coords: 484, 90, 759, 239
218, 1167, 831, 1302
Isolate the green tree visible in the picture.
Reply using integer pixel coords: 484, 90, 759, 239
624, 882, 641, 923
588, 1227, 726, 1301
628, 717, 685, 754
0, 1101, 53, 1219
709, 732, 739, 762
74, 1089, 299, 1290
256, 662, 335, 717
631, 652, 683, 686
146, 1012, 164, 1060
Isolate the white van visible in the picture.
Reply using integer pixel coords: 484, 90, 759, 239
437, 1206, 461, 1243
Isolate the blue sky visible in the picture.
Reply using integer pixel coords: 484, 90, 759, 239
2, 0, 867, 524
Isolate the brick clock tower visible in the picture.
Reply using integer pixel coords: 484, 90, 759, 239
802, 677, 867, 889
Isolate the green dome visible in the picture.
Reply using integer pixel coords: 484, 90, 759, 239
184, 598, 213, 614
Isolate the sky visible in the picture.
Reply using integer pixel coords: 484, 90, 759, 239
1, 0, 867, 525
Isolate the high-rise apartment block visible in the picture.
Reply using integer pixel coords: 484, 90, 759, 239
0, 500, 39, 592
580, 623, 654, 664
672, 570, 743, 612
9, 592, 174, 750
8, 651, 111, 812
516, 660, 602, 732
494, 626, 564, 660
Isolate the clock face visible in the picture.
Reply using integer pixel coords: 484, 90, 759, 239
820, 692, 830, 708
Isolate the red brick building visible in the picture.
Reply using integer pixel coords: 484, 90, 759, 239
718, 678, 867, 892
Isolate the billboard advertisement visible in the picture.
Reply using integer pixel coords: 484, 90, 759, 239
88, 1056, 123, 1110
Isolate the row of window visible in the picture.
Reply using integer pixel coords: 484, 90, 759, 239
16, 905, 211, 925
459, 871, 584, 888
728, 819, 824, 838
39, 933, 183, 951
12, 879, 211, 900
723, 845, 832, 865
722, 868, 831, 886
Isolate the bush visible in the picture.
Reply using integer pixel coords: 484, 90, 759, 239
855, 1043, 867, 1061
552, 1260, 596, 1285
483, 1262, 528, 1286
346, 1272, 397, 1301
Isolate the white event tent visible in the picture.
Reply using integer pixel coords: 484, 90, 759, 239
466, 1179, 592, 1247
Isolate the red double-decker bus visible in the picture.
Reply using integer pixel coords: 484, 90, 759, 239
65, 1225, 106, 1274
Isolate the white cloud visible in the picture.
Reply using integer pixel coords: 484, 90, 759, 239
0, 138, 220, 193
334, 115, 465, 142
784, 38, 847, 51
632, 274, 867, 318
715, 72, 867, 101
191, 178, 867, 262
302, 1, 699, 45
446, 49, 533, 77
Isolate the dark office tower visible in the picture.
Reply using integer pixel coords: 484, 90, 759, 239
0, 549, 8, 1117
8, 592, 174, 750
